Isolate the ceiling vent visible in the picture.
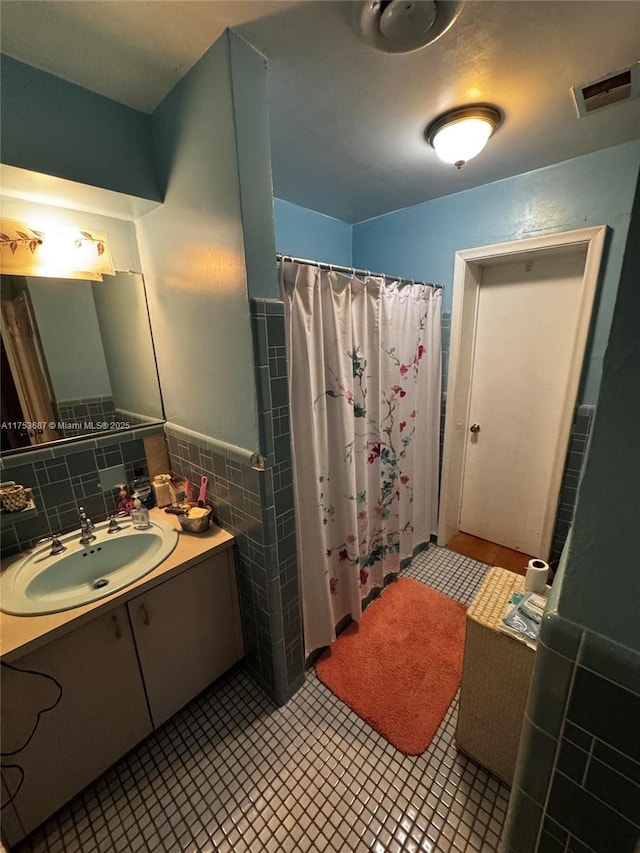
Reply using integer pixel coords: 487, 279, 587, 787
353, 1, 462, 54
572, 64, 640, 117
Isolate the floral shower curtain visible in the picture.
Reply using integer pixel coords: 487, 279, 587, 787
280, 260, 442, 657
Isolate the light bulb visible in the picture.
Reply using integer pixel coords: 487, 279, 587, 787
426, 105, 502, 169
432, 117, 494, 168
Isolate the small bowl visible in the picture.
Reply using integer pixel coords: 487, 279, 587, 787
178, 505, 212, 534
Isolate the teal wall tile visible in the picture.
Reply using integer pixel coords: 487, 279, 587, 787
540, 613, 582, 660
514, 717, 558, 806
526, 641, 575, 739
542, 817, 568, 845
0, 462, 36, 487
503, 788, 542, 853
593, 741, 640, 785
557, 739, 588, 784
584, 756, 640, 825
538, 832, 565, 853
264, 300, 284, 315
0, 434, 150, 557
579, 631, 640, 695
567, 836, 596, 853
568, 667, 640, 762
250, 314, 270, 368
1, 446, 55, 465
548, 771, 639, 852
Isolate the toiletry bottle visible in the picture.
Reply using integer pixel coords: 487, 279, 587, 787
130, 499, 151, 530
170, 476, 186, 504
131, 468, 155, 509
116, 484, 134, 515
152, 474, 172, 508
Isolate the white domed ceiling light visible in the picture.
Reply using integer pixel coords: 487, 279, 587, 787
354, 0, 463, 54
425, 105, 502, 169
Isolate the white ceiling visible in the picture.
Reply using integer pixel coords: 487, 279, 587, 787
1, 1, 639, 223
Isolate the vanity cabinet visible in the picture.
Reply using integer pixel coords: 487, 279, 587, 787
1, 535, 243, 848
127, 549, 244, 728
0, 604, 152, 841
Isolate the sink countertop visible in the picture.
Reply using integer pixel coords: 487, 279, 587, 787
0, 509, 234, 662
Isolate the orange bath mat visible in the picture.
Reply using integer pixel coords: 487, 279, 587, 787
315, 577, 467, 755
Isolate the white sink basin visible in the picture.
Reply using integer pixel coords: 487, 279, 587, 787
0, 517, 178, 616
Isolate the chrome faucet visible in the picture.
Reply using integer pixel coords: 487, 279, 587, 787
78, 506, 96, 546
107, 513, 125, 534
38, 533, 66, 557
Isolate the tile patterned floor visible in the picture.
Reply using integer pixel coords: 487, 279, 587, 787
17, 547, 511, 853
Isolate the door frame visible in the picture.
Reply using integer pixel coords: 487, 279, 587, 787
0, 294, 60, 445
438, 225, 607, 555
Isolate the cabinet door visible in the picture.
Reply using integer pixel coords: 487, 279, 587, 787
129, 550, 244, 728
1, 775, 23, 848
1, 605, 152, 844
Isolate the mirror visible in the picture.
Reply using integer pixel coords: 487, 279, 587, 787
0, 271, 164, 454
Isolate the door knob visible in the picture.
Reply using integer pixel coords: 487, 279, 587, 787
470, 423, 481, 433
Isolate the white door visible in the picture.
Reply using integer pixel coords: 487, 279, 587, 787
458, 248, 588, 557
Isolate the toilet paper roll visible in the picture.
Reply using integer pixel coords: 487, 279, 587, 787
525, 559, 549, 593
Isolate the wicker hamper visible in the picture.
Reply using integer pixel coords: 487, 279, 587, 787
456, 567, 536, 785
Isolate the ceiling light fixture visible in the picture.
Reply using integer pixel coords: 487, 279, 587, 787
425, 105, 502, 169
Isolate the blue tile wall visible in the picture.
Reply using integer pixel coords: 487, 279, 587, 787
250, 298, 303, 696
163, 297, 303, 707
54, 395, 116, 439
0, 427, 161, 557
549, 404, 595, 564
164, 426, 277, 693
505, 613, 640, 853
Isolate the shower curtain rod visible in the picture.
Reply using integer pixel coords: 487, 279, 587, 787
276, 253, 444, 290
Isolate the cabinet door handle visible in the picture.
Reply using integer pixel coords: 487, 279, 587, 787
112, 614, 122, 639
140, 603, 151, 626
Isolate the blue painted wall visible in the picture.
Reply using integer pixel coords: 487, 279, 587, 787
353, 141, 640, 403
559, 170, 640, 648
229, 33, 279, 300
0, 54, 161, 202
136, 31, 259, 451
273, 198, 352, 267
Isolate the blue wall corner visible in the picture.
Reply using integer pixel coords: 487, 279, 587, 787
273, 198, 353, 267
229, 32, 279, 300
0, 54, 161, 202
352, 141, 640, 405
137, 33, 259, 451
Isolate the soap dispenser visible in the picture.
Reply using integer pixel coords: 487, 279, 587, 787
131, 468, 155, 510
130, 498, 150, 530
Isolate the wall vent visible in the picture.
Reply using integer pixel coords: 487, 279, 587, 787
572, 64, 640, 117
